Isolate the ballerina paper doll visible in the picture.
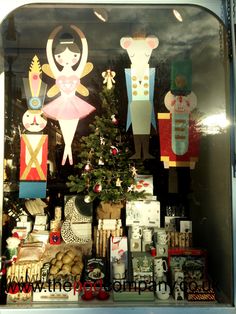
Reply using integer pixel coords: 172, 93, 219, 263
42, 25, 95, 165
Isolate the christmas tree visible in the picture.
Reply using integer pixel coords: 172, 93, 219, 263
67, 73, 147, 204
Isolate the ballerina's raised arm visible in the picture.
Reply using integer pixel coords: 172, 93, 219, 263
70, 25, 88, 78
46, 25, 62, 77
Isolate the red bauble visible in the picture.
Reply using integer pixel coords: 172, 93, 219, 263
110, 146, 118, 155
93, 183, 102, 193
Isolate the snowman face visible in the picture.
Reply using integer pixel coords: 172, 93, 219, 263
23, 109, 47, 132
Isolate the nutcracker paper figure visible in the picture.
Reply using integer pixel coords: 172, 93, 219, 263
120, 33, 159, 159
19, 56, 48, 198
42, 25, 95, 165
158, 60, 199, 169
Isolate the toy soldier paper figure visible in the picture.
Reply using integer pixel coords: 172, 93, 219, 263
42, 25, 95, 165
120, 33, 159, 159
19, 55, 48, 198
158, 60, 200, 169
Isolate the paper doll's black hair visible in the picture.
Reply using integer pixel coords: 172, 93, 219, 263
54, 32, 80, 54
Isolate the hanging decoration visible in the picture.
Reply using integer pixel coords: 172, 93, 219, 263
110, 145, 119, 156
42, 25, 96, 165
116, 178, 122, 187
93, 183, 102, 193
102, 69, 116, 90
158, 59, 200, 169
120, 33, 159, 159
19, 55, 48, 198
111, 114, 118, 125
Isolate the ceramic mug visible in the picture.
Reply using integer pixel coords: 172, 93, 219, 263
157, 229, 169, 245
154, 258, 168, 277
156, 282, 170, 300
113, 261, 126, 279
131, 226, 142, 239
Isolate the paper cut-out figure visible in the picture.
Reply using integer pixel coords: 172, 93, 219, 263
42, 25, 95, 165
102, 69, 116, 90
19, 55, 48, 198
158, 60, 199, 169
120, 33, 159, 159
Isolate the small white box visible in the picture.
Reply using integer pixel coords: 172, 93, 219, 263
71, 222, 91, 240
33, 289, 79, 302
30, 230, 49, 243
180, 220, 192, 233
35, 215, 47, 225
134, 175, 153, 195
19, 215, 28, 222
34, 224, 46, 231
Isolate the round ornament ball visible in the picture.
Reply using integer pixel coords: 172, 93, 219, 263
84, 195, 92, 203
93, 183, 102, 193
111, 114, 118, 125
110, 146, 118, 156
84, 163, 91, 171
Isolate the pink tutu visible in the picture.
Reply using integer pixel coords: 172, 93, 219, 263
43, 94, 95, 120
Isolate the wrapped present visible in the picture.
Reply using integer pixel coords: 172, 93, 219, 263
186, 286, 216, 301
49, 231, 61, 245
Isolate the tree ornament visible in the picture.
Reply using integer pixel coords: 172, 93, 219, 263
131, 166, 137, 177
84, 162, 91, 172
110, 146, 118, 156
102, 69, 116, 90
111, 114, 118, 125
127, 184, 135, 192
84, 195, 92, 203
116, 178, 122, 187
93, 183, 102, 193
98, 157, 105, 165
100, 137, 105, 145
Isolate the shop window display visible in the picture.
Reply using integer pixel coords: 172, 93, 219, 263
0, 3, 233, 308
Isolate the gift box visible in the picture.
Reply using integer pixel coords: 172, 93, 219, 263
131, 252, 154, 285
32, 289, 78, 302
186, 286, 216, 301
83, 257, 106, 282
126, 200, 160, 227
110, 237, 128, 280
35, 215, 48, 225
49, 231, 61, 245
29, 230, 49, 244
168, 248, 207, 283
134, 175, 153, 196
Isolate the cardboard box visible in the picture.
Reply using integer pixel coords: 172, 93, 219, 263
35, 215, 47, 225
49, 231, 61, 245
186, 286, 216, 301
110, 237, 128, 280
134, 175, 153, 195
33, 289, 78, 302
132, 252, 153, 284
126, 201, 160, 227
168, 248, 207, 283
